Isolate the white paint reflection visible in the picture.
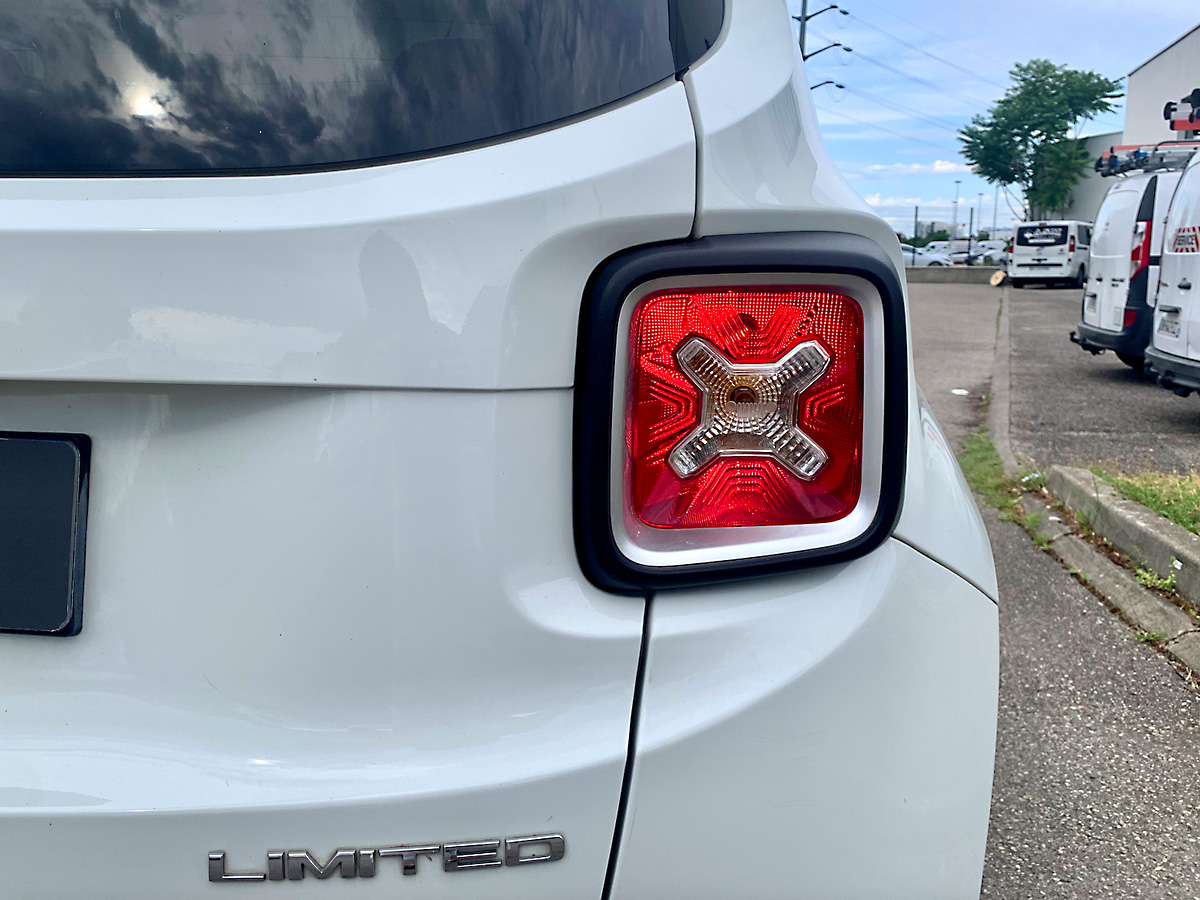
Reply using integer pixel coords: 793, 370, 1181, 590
130, 307, 338, 370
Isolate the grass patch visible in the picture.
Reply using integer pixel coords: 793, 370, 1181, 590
957, 428, 1039, 528
1135, 563, 1178, 593
1090, 467, 1200, 535
1136, 630, 1170, 644
959, 428, 1017, 510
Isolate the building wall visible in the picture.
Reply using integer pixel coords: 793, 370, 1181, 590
1061, 131, 1123, 224
1126, 25, 1200, 145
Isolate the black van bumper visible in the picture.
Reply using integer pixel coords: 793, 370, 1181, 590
1070, 310, 1152, 358
1145, 346, 1200, 396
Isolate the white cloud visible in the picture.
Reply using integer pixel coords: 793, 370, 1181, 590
859, 160, 972, 177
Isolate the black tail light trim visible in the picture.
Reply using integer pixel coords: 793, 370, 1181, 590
573, 231, 909, 593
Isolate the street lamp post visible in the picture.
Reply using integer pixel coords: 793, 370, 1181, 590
951, 180, 961, 243
977, 192, 984, 238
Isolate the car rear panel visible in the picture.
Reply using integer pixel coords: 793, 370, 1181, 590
0, 77, 697, 899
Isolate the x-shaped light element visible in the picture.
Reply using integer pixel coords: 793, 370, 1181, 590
667, 336, 832, 481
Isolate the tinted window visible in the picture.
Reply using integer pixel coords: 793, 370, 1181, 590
0, 0, 705, 175
1016, 225, 1068, 246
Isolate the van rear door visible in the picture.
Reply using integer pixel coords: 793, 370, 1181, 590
1088, 181, 1146, 331
1154, 162, 1200, 358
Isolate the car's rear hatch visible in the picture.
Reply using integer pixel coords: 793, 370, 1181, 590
0, 2, 705, 896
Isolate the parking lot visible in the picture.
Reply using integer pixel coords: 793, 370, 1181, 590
910, 280, 1200, 900
1009, 287, 1200, 474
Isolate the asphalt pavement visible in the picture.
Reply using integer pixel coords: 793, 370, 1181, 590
908, 280, 1200, 900
1009, 286, 1200, 473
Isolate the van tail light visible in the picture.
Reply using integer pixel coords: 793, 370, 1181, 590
1124, 308, 1137, 327
1069, 234, 1076, 254
1131, 220, 1151, 278
574, 232, 907, 592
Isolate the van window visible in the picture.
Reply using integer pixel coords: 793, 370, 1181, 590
0, 0, 722, 175
1016, 225, 1068, 246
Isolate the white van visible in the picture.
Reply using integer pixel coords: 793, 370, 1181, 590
1146, 152, 1200, 394
1071, 169, 1182, 369
1009, 220, 1091, 288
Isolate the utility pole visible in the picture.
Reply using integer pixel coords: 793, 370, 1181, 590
992, 184, 999, 233
799, 0, 808, 59
912, 206, 919, 265
951, 179, 961, 242
977, 192, 984, 237
793, 2, 848, 59
966, 208, 974, 265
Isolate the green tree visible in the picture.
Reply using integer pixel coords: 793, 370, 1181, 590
959, 59, 1122, 219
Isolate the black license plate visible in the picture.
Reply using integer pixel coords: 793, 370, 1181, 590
0, 434, 90, 637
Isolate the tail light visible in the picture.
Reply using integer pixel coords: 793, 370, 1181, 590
1131, 220, 1151, 278
1124, 308, 1137, 327
1069, 234, 1076, 254
574, 233, 907, 592
627, 287, 863, 528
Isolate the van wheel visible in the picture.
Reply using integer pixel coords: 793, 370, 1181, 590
1116, 352, 1145, 372
1010, 279, 1025, 289
1075, 267, 1087, 289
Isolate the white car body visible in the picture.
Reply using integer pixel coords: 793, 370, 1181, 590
1009, 220, 1092, 287
0, 2, 999, 898
1147, 153, 1200, 393
1075, 170, 1181, 366
900, 243, 952, 267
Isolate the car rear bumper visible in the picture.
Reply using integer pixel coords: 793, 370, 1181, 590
1146, 345, 1200, 393
609, 538, 999, 900
1011, 265, 1072, 280
1071, 312, 1150, 356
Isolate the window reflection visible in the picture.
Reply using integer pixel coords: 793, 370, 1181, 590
0, 0, 675, 174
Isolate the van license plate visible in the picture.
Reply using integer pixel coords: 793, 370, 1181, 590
1159, 316, 1182, 338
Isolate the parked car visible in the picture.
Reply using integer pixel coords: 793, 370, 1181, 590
0, 1, 999, 898
900, 243, 953, 266
949, 247, 991, 265
1071, 169, 1183, 370
1146, 152, 1200, 394
1009, 220, 1092, 288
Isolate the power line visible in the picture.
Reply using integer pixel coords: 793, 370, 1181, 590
843, 12, 1009, 90
841, 85, 964, 135
814, 104, 963, 154
846, 48, 992, 109
843, 0, 1009, 69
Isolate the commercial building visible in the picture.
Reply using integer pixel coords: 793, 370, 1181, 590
1061, 23, 1199, 223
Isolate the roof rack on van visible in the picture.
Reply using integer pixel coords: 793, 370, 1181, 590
1095, 140, 1200, 177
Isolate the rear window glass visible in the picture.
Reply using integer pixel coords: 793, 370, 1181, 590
1016, 225, 1068, 246
0, 0, 721, 176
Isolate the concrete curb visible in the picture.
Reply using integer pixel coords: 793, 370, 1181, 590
1023, 495, 1200, 675
905, 266, 1002, 284
1047, 466, 1200, 609
987, 287, 1019, 477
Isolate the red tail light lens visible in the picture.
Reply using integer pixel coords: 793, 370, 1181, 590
626, 287, 863, 528
1131, 220, 1151, 278
1124, 308, 1137, 327
1069, 234, 1076, 253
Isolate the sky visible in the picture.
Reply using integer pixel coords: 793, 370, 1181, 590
790, 0, 1199, 236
